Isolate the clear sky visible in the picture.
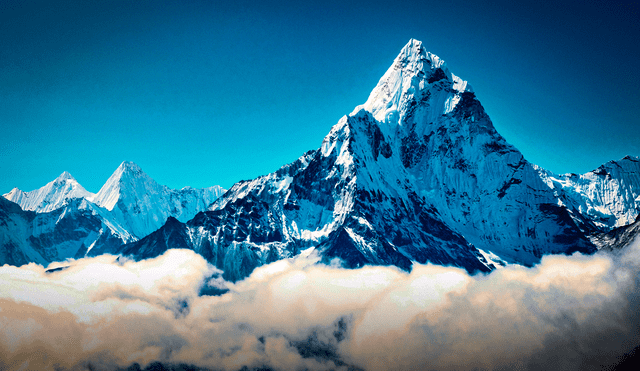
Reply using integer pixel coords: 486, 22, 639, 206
2, 0, 639, 193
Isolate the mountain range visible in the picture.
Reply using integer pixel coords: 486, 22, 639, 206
3, 39, 640, 282
1, 161, 224, 266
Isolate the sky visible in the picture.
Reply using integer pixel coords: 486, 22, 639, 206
1, 0, 639, 193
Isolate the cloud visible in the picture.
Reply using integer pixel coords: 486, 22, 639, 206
1, 244, 640, 371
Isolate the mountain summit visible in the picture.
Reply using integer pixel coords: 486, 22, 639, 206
93, 161, 147, 211
119, 39, 628, 281
361, 38, 469, 125
91, 161, 225, 239
3, 171, 94, 213
350, 39, 596, 264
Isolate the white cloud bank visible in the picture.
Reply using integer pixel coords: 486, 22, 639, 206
1, 243, 640, 371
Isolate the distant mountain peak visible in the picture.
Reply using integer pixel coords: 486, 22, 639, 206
118, 161, 143, 172
56, 171, 74, 181
2, 171, 93, 213
112, 161, 146, 180
92, 162, 156, 211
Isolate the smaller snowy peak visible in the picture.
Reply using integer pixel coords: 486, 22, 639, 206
110, 161, 146, 182
592, 155, 640, 175
361, 39, 472, 124
92, 161, 157, 211
91, 161, 226, 238
3, 171, 94, 213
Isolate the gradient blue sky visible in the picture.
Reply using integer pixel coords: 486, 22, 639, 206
2, 0, 639, 193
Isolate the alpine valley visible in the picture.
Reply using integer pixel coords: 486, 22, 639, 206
3, 40, 640, 282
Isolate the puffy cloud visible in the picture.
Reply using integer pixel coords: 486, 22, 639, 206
1, 244, 639, 371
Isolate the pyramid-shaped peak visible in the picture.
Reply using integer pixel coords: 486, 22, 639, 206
396, 39, 444, 67
391, 39, 449, 76
117, 161, 143, 173
93, 161, 158, 211
108, 161, 148, 183
54, 171, 77, 183
361, 39, 472, 124
2, 170, 93, 213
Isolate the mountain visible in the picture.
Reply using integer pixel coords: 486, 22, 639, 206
0, 196, 38, 266
3, 171, 94, 213
91, 161, 225, 239
118, 39, 624, 282
537, 156, 640, 233
0, 196, 128, 266
1, 162, 225, 266
354, 39, 595, 265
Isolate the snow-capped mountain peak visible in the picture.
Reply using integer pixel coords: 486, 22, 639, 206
92, 161, 154, 211
3, 171, 94, 213
91, 161, 225, 239
117, 160, 144, 176
360, 39, 471, 128
1, 161, 226, 266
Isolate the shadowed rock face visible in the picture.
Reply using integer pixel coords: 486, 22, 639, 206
118, 106, 495, 282
0, 197, 125, 266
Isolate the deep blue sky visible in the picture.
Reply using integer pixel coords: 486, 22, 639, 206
2, 0, 639, 193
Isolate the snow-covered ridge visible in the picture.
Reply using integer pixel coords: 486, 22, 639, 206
3, 171, 94, 213
537, 156, 640, 230
3, 161, 226, 242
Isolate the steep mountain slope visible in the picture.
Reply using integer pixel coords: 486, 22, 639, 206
0, 197, 39, 266
591, 215, 640, 251
92, 161, 225, 239
3, 171, 94, 213
124, 110, 491, 281
119, 39, 602, 281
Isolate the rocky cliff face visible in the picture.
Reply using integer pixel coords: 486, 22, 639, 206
537, 156, 640, 232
